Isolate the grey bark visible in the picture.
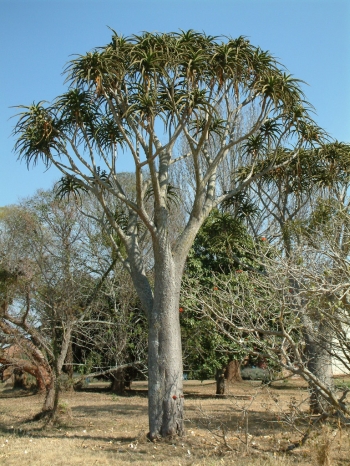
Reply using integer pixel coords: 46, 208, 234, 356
146, 234, 184, 439
43, 376, 56, 412
42, 324, 73, 416
281, 205, 334, 414
290, 272, 335, 414
303, 317, 334, 414
12, 47, 301, 435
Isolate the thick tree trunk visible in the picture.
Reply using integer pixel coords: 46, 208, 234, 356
147, 248, 184, 440
289, 276, 334, 415
216, 360, 242, 395
43, 377, 56, 412
304, 320, 334, 414
111, 369, 127, 395
215, 368, 225, 395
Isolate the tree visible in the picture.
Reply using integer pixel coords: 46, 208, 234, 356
243, 142, 350, 412
181, 207, 258, 394
13, 31, 322, 438
72, 263, 148, 395
0, 191, 113, 418
190, 245, 350, 420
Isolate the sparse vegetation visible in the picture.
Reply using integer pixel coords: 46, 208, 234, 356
1, 378, 350, 465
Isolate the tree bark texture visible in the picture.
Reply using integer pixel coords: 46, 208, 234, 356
43, 325, 74, 417
147, 242, 184, 439
111, 369, 127, 395
43, 377, 56, 412
215, 368, 225, 395
64, 340, 74, 382
216, 361, 242, 395
303, 319, 334, 414
289, 278, 334, 414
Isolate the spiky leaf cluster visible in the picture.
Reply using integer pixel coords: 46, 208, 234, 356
13, 30, 316, 171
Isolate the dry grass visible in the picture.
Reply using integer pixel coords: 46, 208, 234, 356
1, 378, 350, 465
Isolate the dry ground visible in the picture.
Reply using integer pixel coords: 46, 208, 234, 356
1, 377, 350, 465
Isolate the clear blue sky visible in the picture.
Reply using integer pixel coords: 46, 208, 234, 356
1, 0, 349, 206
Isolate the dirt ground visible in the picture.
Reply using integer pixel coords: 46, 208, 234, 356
1, 377, 350, 465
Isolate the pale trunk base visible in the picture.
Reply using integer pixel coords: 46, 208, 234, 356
305, 323, 334, 414
147, 265, 184, 439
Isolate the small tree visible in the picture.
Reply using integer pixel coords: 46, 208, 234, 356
73, 265, 148, 394
182, 207, 258, 393
13, 31, 322, 438
0, 192, 114, 418
243, 142, 350, 412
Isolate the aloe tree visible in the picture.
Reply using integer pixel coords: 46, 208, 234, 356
13, 30, 322, 438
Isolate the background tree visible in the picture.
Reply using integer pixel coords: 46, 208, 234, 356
0, 264, 53, 393
13, 31, 322, 438
0, 191, 117, 418
72, 263, 148, 395
181, 204, 260, 394
242, 142, 350, 412
188, 242, 350, 420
